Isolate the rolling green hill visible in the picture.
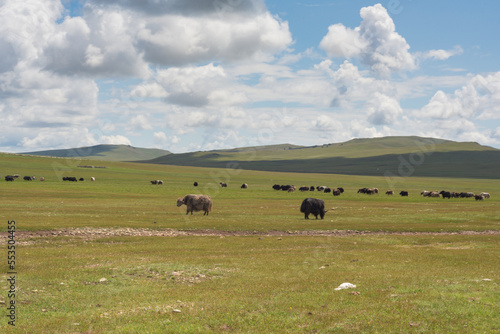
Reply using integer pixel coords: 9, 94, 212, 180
143, 136, 500, 179
22, 144, 171, 162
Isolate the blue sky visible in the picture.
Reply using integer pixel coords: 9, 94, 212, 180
1, 0, 499, 153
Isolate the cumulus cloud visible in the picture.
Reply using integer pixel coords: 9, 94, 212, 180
0, 0, 293, 151
1, 1, 499, 152
133, 63, 248, 108
100, 135, 132, 145
89, 0, 266, 17
21, 127, 99, 151
420, 72, 500, 120
418, 46, 464, 61
367, 93, 403, 125
312, 114, 343, 131
137, 11, 292, 66
320, 4, 415, 77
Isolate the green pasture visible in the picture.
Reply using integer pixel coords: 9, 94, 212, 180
0, 235, 498, 333
0, 154, 499, 333
1, 153, 499, 232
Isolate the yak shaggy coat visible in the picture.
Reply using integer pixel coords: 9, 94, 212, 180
177, 194, 213, 215
300, 198, 326, 219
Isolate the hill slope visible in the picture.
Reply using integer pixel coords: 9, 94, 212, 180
22, 144, 171, 162
144, 136, 500, 179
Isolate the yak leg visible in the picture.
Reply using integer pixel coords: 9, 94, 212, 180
304, 213, 309, 219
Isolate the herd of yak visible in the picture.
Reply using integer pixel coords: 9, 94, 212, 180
3, 174, 491, 219
272, 184, 490, 200
175, 182, 491, 219
3, 175, 95, 182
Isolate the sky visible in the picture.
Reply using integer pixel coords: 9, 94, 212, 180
1, 0, 500, 153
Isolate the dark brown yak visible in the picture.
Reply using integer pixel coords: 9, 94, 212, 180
176, 194, 213, 215
300, 198, 327, 220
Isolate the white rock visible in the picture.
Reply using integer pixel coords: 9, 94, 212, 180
99, 278, 108, 283
334, 282, 356, 290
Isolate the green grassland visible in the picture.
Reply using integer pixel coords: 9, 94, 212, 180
0, 153, 499, 333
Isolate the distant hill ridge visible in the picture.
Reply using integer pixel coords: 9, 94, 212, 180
22, 144, 171, 162
143, 136, 500, 179
19, 137, 500, 178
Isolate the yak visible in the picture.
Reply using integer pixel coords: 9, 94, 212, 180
300, 198, 327, 220
176, 194, 213, 215
439, 190, 451, 199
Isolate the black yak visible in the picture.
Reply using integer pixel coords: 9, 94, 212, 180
439, 191, 451, 199
300, 198, 326, 220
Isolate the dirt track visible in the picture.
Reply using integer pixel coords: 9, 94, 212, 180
2, 227, 499, 241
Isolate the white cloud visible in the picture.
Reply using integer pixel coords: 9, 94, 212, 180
312, 115, 343, 131
320, 4, 415, 77
367, 93, 403, 125
129, 114, 153, 131
136, 63, 249, 107
418, 46, 463, 61
21, 127, 98, 151
419, 72, 500, 120
100, 135, 132, 145
135, 8, 292, 65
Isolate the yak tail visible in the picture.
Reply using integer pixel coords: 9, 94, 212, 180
300, 200, 307, 213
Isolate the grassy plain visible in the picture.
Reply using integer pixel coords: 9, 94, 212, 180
0, 153, 499, 333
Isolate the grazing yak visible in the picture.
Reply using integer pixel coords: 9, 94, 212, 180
480, 192, 490, 199
474, 194, 485, 201
358, 187, 378, 195
399, 191, 409, 197
5, 175, 15, 181
90, 177, 95, 182
220, 182, 227, 188
241, 183, 248, 189
193, 182, 198, 187
300, 198, 327, 220
386, 190, 394, 195
176, 194, 213, 215
439, 191, 452, 199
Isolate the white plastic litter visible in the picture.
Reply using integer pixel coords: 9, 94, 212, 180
334, 282, 356, 290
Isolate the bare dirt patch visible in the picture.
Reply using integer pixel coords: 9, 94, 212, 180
1, 227, 499, 243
